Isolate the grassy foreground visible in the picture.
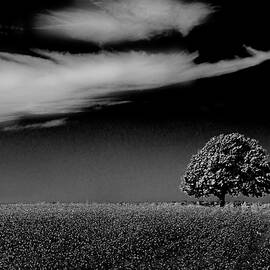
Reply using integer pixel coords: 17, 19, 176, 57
0, 203, 270, 269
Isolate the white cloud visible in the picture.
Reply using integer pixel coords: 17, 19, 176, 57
35, 0, 213, 44
0, 47, 270, 126
2, 119, 66, 131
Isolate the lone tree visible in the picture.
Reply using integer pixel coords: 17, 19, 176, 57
180, 133, 270, 206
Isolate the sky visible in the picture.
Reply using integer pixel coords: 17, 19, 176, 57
0, 0, 270, 203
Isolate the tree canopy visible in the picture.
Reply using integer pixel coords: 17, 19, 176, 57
180, 133, 270, 206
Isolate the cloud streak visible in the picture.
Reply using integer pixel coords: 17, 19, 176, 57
0, 47, 270, 126
35, 0, 213, 44
2, 119, 67, 131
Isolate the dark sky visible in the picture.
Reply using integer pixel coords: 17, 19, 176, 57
1, 109, 270, 203
1, 0, 269, 55
0, 0, 270, 203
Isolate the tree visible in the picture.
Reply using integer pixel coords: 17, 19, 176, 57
180, 133, 270, 206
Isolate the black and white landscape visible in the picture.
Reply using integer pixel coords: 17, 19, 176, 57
1, 0, 270, 269
0, 0, 269, 203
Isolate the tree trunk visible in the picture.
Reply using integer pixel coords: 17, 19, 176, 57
219, 193, 226, 207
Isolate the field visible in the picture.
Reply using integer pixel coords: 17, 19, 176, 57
0, 203, 270, 269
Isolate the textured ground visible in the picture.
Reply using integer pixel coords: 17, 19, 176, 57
0, 203, 270, 269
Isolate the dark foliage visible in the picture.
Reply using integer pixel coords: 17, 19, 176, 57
181, 133, 270, 206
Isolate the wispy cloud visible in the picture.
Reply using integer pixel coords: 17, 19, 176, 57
35, 0, 213, 44
0, 47, 270, 125
2, 119, 66, 131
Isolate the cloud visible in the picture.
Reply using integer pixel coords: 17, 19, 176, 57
2, 119, 67, 131
35, 0, 213, 44
0, 47, 270, 125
